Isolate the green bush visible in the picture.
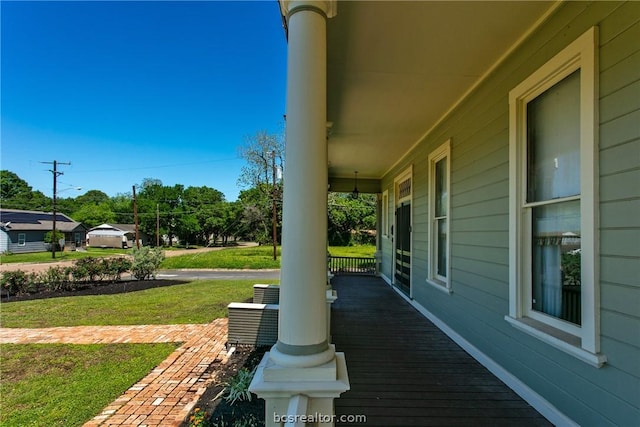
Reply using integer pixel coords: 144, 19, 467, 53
40, 266, 71, 292
1, 270, 39, 295
130, 247, 165, 280
102, 257, 132, 282
73, 257, 103, 282
43, 230, 65, 251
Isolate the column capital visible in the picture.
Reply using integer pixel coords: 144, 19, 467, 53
279, 0, 337, 19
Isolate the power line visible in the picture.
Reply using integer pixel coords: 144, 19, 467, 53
69, 157, 240, 174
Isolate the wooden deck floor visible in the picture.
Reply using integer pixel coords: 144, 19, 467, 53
331, 276, 553, 426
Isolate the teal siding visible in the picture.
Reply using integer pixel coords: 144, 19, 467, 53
378, 1, 640, 425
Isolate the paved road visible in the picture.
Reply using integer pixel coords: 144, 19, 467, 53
156, 269, 280, 281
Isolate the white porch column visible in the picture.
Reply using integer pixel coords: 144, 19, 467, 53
270, 0, 334, 368
250, 2, 349, 425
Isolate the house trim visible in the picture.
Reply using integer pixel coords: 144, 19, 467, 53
382, 189, 389, 239
393, 165, 413, 297
507, 26, 603, 365
426, 139, 452, 293
381, 274, 579, 427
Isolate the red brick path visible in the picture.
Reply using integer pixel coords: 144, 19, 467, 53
1, 319, 230, 426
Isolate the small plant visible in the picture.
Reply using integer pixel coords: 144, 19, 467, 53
223, 367, 256, 405
188, 407, 209, 427
130, 246, 165, 280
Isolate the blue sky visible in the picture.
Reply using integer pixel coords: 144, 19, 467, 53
1, 1, 287, 202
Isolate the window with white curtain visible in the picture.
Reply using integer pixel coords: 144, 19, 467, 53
507, 27, 605, 367
427, 140, 451, 292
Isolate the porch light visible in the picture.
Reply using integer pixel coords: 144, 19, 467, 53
352, 171, 359, 199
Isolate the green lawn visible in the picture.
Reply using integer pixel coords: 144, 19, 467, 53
328, 244, 376, 257
1, 342, 179, 427
161, 244, 376, 269
0, 278, 273, 426
0, 247, 130, 264
161, 246, 282, 269
0, 279, 275, 328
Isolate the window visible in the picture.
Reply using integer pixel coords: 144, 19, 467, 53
18, 233, 26, 246
507, 27, 605, 367
427, 140, 451, 292
382, 190, 389, 238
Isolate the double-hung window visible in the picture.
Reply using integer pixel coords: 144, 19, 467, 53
507, 27, 605, 367
18, 233, 26, 246
427, 140, 451, 292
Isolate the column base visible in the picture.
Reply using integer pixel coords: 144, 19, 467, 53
249, 350, 350, 427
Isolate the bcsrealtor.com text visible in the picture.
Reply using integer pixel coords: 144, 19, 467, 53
273, 412, 367, 424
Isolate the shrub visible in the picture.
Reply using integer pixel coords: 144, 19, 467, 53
43, 230, 65, 251
1, 270, 39, 295
40, 266, 71, 292
69, 261, 90, 284
102, 257, 132, 282
130, 247, 164, 280
73, 258, 103, 282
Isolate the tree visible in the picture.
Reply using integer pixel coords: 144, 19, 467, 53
110, 194, 134, 224
136, 181, 185, 247
237, 130, 284, 191
182, 186, 226, 245
75, 190, 110, 205
237, 130, 284, 256
237, 187, 271, 244
0, 170, 50, 211
327, 192, 376, 246
72, 202, 116, 228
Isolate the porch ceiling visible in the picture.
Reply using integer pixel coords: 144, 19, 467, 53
326, 0, 555, 182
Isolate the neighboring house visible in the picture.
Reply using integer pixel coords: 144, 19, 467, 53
87, 224, 147, 249
0, 208, 87, 254
250, 2, 640, 426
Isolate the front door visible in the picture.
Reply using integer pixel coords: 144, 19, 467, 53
394, 202, 411, 294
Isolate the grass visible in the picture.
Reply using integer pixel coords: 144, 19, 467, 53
328, 244, 376, 257
0, 342, 179, 427
0, 247, 130, 264
161, 244, 376, 269
0, 279, 276, 328
161, 246, 282, 269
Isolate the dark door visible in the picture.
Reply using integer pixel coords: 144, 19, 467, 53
395, 202, 411, 294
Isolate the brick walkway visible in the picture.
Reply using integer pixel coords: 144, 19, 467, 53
1, 319, 231, 426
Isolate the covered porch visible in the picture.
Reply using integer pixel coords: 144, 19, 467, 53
331, 275, 551, 426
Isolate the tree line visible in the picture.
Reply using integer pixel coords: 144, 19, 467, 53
1, 130, 376, 247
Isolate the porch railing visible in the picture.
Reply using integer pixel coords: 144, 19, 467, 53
328, 256, 376, 275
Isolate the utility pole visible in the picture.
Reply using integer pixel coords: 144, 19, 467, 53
132, 185, 140, 249
156, 203, 160, 247
41, 160, 71, 259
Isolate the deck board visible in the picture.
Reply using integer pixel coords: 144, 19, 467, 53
331, 276, 552, 426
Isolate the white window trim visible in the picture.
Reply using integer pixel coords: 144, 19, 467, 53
507, 27, 605, 367
382, 189, 389, 238
18, 233, 26, 246
427, 139, 452, 293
